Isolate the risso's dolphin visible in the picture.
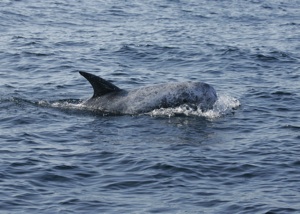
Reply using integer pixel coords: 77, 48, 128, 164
79, 71, 217, 114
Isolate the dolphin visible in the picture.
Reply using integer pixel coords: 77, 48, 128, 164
79, 71, 217, 114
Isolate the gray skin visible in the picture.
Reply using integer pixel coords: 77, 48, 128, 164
79, 71, 217, 114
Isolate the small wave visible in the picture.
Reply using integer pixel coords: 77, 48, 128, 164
38, 99, 85, 110
36, 94, 240, 118
38, 99, 117, 116
149, 94, 240, 119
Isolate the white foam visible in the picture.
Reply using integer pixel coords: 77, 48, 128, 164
149, 94, 240, 119
37, 94, 240, 118
38, 100, 85, 110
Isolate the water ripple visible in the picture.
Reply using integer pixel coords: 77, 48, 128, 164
1, 0, 300, 213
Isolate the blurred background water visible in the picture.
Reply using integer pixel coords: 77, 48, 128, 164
0, 0, 300, 213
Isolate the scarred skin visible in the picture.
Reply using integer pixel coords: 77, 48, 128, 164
80, 72, 217, 115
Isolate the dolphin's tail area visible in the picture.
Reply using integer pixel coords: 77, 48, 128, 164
79, 71, 121, 98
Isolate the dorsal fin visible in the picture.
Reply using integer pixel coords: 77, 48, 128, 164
79, 71, 121, 98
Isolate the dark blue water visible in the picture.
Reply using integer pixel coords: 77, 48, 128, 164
1, 0, 300, 213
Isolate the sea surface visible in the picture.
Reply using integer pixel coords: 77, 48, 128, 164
1, 0, 300, 213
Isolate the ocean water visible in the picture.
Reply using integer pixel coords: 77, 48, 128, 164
1, 0, 300, 213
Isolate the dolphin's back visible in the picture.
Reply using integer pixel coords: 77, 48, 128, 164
80, 72, 217, 114
120, 82, 217, 113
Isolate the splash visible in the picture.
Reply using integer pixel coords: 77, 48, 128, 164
36, 94, 240, 118
38, 99, 85, 110
149, 94, 240, 119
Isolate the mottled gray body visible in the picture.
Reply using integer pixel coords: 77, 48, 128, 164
80, 72, 217, 114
